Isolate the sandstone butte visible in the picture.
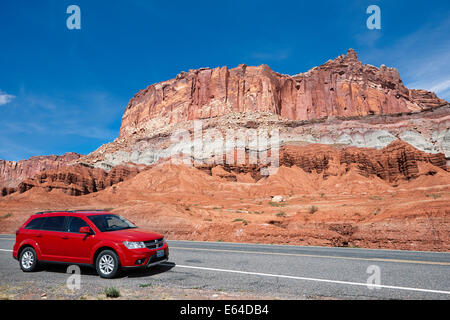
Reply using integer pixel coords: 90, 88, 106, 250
77, 48, 449, 172
0, 49, 449, 251
118, 48, 447, 138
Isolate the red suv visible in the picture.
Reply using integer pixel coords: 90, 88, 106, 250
13, 210, 169, 278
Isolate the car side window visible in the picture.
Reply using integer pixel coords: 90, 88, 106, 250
66, 217, 89, 233
40, 216, 66, 232
25, 217, 45, 230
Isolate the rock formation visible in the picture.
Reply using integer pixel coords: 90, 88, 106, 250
119, 49, 447, 138
0, 153, 82, 188
1, 49, 449, 196
79, 49, 449, 170
13, 164, 143, 196
199, 140, 447, 183
4, 140, 444, 198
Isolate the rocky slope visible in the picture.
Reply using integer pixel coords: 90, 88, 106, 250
1, 161, 448, 251
201, 140, 447, 183
3, 164, 144, 197
3, 140, 444, 198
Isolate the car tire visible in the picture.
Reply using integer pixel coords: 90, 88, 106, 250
19, 247, 38, 272
95, 250, 120, 279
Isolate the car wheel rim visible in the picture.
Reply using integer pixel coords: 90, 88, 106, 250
99, 254, 115, 275
21, 251, 34, 269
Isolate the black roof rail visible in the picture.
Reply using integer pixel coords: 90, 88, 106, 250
35, 210, 75, 215
34, 209, 108, 215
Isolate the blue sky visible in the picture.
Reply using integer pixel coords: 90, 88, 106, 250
0, 0, 449, 161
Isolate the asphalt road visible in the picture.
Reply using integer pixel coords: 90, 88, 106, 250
0, 235, 449, 299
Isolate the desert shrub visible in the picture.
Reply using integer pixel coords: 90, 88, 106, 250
233, 218, 248, 225
104, 287, 120, 298
269, 201, 286, 207
0, 213, 11, 219
309, 206, 318, 214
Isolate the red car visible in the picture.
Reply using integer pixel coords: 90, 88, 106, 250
13, 210, 169, 278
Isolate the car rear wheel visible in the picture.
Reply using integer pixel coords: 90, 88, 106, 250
19, 247, 38, 272
96, 250, 120, 279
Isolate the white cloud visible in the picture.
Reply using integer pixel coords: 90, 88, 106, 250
0, 90, 15, 106
359, 17, 450, 101
430, 79, 450, 95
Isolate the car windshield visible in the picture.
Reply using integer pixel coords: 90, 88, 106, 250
88, 214, 137, 232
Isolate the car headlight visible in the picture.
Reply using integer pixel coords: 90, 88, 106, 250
123, 241, 146, 249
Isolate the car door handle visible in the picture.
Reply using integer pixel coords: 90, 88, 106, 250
61, 236, 69, 239
36, 234, 42, 238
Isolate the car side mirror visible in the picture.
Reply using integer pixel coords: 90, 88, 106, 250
79, 226, 92, 234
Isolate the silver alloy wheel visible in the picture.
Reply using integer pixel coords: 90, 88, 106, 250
21, 251, 34, 269
99, 254, 115, 275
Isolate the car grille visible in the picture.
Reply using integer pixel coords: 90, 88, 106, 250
144, 238, 164, 250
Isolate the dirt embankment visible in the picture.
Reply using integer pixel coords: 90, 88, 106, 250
1, 161, 448, 252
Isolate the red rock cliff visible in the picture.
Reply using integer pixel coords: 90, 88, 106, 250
119, 49, 447, 138
0, 153, 82, 188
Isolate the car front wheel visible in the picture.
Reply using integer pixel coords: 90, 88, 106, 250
95, 250, 120, 279
19, 247, 38, 272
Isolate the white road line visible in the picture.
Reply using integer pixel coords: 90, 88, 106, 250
0, 237, 448, 254
168, 240, 450, 254
170, 246, 450, 266
167, 264, 450, 295
0, 249, 12, 252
